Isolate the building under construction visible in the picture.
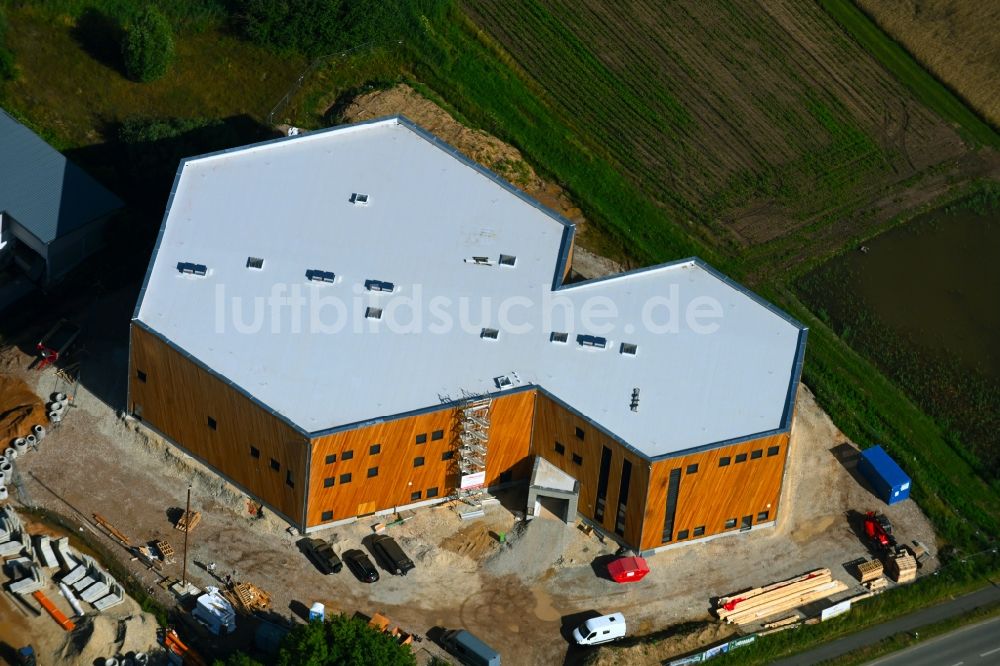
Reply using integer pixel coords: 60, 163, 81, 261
128, 117, 806, 553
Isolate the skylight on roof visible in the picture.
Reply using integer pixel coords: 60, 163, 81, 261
550, 332, 569, 344
246, 257, 264, 270
481, 328, 499, 340
177, 262, 207, 276
365, 306, 383, 320
350, 193, 370, 206
577, 334, 608, 349
620, 342, 638, 356
365, 279, 395, 293
306, 269, 336, 283
499, 254, 517, 267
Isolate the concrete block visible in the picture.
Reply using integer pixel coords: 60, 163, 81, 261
35, 535, 59, 568
62, 563, 87, 585
81, 579, 110, 603
93, 583, 125, 611
9, 564, 43, 594
54, 537, 79, 572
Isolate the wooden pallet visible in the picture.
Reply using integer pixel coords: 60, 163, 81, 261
888, 553, 917, 583
93, 513, 131, 546
225, 582, 272, 613
174, 510, 201, 533
857, 559, 883, 583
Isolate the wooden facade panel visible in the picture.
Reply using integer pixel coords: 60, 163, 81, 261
530, 393, 648, 547
640, 432, 790, 550
129, 325, 308, 524
306, 389, 535, 527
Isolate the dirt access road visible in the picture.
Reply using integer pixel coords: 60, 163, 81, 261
1, 316, 937, 665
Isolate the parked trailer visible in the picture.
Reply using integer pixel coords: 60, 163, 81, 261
858, 446, 911, 505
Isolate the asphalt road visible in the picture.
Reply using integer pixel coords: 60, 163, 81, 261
866, 615, 1000, 666
772, 584, 1000, 666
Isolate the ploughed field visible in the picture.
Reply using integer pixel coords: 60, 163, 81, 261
462, 0, 965, 255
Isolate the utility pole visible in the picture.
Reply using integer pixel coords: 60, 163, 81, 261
182, 485, 191, 586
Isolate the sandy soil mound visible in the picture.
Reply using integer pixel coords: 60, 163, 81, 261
0, 373, 45, 442
57, 611, 159, 665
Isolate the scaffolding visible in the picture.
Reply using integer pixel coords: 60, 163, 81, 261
455, 395, 492, 508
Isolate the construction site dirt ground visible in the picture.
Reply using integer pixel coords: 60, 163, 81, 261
0, 304, 939, 665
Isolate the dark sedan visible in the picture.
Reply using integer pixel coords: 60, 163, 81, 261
343, 549, 379, 583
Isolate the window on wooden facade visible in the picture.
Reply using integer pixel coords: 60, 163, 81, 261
414, 456, 425, 468
416, 433, 427, 444
735, 453, 747, 463
136, 370, 147, 383
270, 458, 280, 471
725, 518, 737, 529
340, 473, 352, 484
325, 454, 337, 464
572, 453, 583, 465
767, 446, 780, 457
757, 511, 769, 522
250, 446, 260, 459
575, 427, 585, 440
341, 450, 354, 460
411, 491, 422, 501
286, 471, 294, 488
321, 511, 333, 521
431, 430, 444, 441
693, 526, 705, 537
369, 443, 381, 455
324, 477, 334, 488
677, 529, 689, 540
427, 487, 439, 498
751, 449, 763, 459
719, 456, 730, 467
441, 450, 454, 461
367, 467, 378, 478
686, 463, 698, 474
207, 416, 217, 430
555, 442, 565, 455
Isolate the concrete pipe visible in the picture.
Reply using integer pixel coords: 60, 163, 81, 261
13, 441, 26, 456
0, 486, 7, 501
103, 658, 118, 666
49, 411, 62, 423
25, 435, 36, 448
134, 654, 148, 666
0, 460, 11, 474
4, 447, 16, 460
0, 455, 7, 466
52, 392, 67, 403
0, 469, 6, 485
49, 401, 65, 413
33, 425, 46, 441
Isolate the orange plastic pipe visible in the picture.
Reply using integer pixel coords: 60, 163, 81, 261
32, 590, 76, 631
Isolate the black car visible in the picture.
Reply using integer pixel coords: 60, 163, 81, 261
343, 549, 379, 583
371, 535, 415, 576
301, 538, 342, 575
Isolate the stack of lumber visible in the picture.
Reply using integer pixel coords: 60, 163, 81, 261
93, 513, 131, 546
856, 559, 884, 584
864, 577, 889, 593
716, 568, 850, 625
225, 581, 271, 613
887, 552, 917, 583
762, 615, 800, 629
175, 510, 201, 533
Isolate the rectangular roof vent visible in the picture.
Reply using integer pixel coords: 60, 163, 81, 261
177, 262, 207, 276
481, 328, 499, 340
350, 193, 370, 206
465, 256, 493, 266
620, 342, 638, 356
494, 371, 521, 389
499, 254, 517, 267
550, 331, 569, 344
577, 334, 608, 349
365, 306, 383, 320
365, 279, 395, 293
246, 257, 264, 270
306, 269, 336, 283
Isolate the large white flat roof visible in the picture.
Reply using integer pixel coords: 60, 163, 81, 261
135, 117, 805, 459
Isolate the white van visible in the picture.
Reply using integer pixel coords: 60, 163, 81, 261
572, 613, 626, 645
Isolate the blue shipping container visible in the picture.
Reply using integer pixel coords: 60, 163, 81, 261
858, 445, 911, 505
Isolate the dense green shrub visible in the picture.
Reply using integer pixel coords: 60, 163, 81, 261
122, 5, 174, 82
234, 0, 407, 57
0, 6, 16, 81
276, 614, 416, 666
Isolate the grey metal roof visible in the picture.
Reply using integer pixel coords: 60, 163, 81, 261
0, 108, 123, 244
134, 116, 806, 458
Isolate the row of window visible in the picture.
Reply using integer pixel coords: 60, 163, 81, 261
318, 487, 443, 522
718, 446, 780, 467
321, 432, 447, 464
248, 446, 295, 488
669, 511, 771, 542
553, 442, 584, 465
